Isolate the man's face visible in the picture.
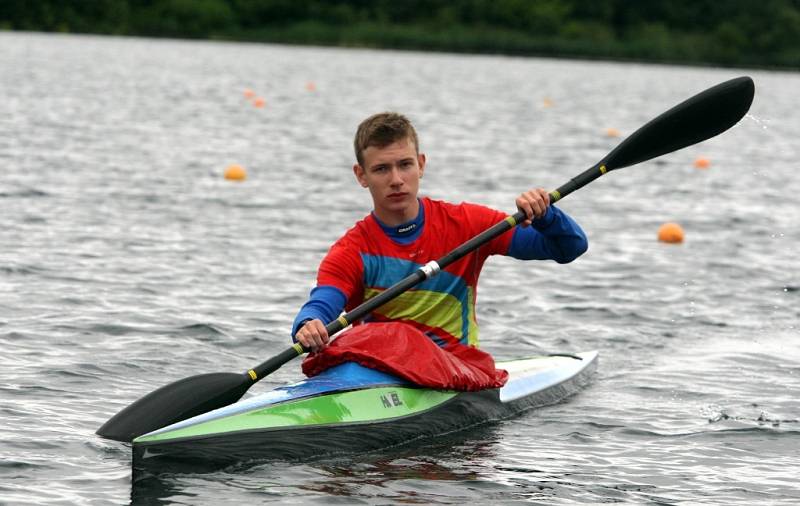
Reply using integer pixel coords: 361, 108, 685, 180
353, 138, 426, 225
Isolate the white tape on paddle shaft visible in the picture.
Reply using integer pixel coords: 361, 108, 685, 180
420, 260, 441, 279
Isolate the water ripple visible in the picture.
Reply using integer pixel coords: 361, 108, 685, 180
2, 32, 799, 505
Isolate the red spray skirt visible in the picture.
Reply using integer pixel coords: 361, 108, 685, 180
302, 322, 508, 391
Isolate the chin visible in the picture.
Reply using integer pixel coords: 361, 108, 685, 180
387, 198, 413, 211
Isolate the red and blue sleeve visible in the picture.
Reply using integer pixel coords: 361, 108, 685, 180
291, 241, 363, 339
291, 285, 348, 339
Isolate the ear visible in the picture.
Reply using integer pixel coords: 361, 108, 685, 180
418, 153, 426, 178
353, 164, 368, 187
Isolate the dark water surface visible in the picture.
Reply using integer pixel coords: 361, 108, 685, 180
1, 32, 798, 504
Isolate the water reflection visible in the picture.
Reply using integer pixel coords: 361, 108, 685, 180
130, 425, 501, 504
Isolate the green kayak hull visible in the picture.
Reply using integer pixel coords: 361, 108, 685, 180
132, 351, 598, 470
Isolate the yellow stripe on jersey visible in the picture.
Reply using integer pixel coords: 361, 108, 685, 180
363, 288, 467, 343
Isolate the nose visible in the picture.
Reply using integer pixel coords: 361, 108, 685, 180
389, 167, 404, 186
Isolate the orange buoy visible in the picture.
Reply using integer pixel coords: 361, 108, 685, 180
542, 98, 554, 108
605, 127, 621, 138
253, 97, 265, 108
224, 164, 247, 181
305, 81, 317, 92
694, 157, 711, 169
658, 222, 684, 244
243, 88, 255, 98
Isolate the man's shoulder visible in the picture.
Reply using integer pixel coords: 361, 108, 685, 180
424, 197, 504, 220
328, 213, 378, 251
423, 196, 467, 215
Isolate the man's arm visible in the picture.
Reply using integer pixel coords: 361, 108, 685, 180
291, 285, 348, 336
508, 205, 588, 263
291, 285, 347, 352
505, 187, 588, 263
291, 239, 362, 352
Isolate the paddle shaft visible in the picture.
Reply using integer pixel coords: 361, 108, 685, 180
249, 217, 520, 380
263, 143, 653, 382
250, 168, 599, 380
250, 187, 585, 380
319, 157, 612, 335
251, 76, 755, 381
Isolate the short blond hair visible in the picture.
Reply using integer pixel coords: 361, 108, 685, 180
353, 112, 419, 166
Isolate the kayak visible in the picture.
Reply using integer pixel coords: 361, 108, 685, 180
132, 351, 597, 469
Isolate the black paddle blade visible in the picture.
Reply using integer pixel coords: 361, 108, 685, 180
603, 76, 755, 171
96, 372, 250, 442
549, 76, 755, 203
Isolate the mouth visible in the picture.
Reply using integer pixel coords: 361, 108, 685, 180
387, 192, 407, 200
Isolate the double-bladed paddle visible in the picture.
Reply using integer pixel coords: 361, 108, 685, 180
97, 76, 755, 443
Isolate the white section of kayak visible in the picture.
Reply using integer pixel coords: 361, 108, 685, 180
498, 351, 598, 403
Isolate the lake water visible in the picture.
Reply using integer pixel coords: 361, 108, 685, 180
1, 31, 798, 505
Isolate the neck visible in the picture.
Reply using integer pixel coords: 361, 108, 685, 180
373, 198, 420, 227
373, 200, 425, 245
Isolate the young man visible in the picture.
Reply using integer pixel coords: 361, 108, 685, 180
293, 112, 587, 352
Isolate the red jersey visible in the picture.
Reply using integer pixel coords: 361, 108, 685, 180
317, 197, 513, 347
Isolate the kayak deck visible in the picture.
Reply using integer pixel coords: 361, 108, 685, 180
132, 351, 597, 470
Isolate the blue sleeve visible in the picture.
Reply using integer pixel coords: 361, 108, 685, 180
508, 205, 588, 263
291, 285, 348, 341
